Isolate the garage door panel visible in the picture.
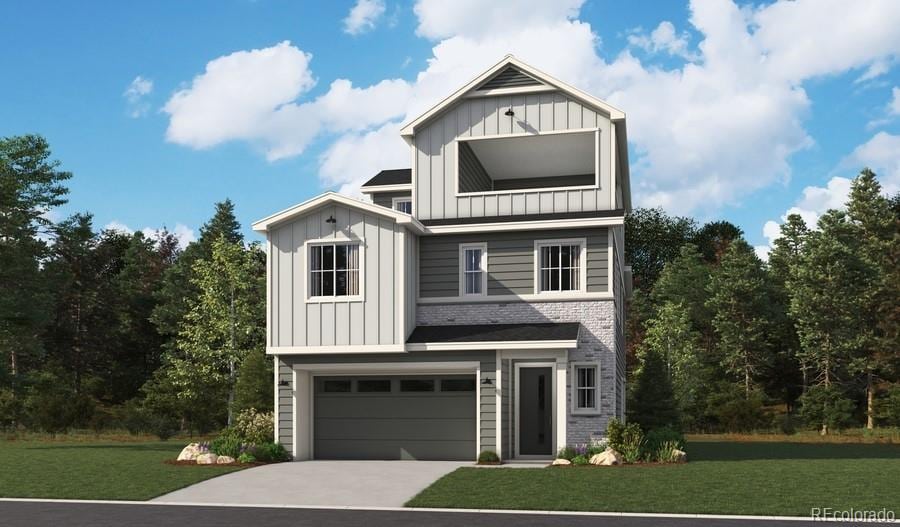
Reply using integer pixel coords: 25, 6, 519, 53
315, 395, 476, 419
315, 417, 475, 441
314, 439, 476, 461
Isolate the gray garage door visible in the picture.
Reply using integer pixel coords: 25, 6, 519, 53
313, 375, 476, 460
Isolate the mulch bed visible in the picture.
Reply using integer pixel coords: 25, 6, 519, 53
164, 459, 267, 467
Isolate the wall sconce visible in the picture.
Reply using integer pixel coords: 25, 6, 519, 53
481, 377, 494, 386
504, 108, 515, 116
278, 380, 290, 387
325, 215, 337, 224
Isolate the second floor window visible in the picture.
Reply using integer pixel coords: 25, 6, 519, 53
393, 198, 412, 214
459, 243, 487, 296
310, 243, 360, 298
537, 241, 583, 292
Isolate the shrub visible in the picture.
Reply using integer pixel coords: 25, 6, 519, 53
877, 385, 900, 427
799, 385, 855, 432
233, 408, 274, 445
643, 427, 685, 459
251, 442, 291, 463
233, 352, 274, 414
237, 452, 257, 464
149, 413, 179, 441
121, 399, 149, 435
710, 389, 768, 432
653, 440, 683, 463
556, 446, 577, 461
571, 454, 589, 466
210, 430, 245, 458
477, 450, 500, 463
0, 389, 21, 429
777, 412, 797, 435
607, 418, 645, 463
26, 389, 77, 435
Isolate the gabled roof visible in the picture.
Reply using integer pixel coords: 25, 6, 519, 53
251, 191, 425, 234
360, 168, 412, 188
399, 55, 626, 138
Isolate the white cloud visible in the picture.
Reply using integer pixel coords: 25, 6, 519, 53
890, 87, 900, 115
104, 220, 196, 250
627, 21, 698, 60
839, 131, 900, 194
343, 0, 386, 35
164, 0, 900, 214
123, 76, 153, 118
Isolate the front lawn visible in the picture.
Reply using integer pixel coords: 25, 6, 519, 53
407, 441, 900, 516
0, 439, 244, 500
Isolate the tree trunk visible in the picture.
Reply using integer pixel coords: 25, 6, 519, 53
227, 359, 235, 426
866, 371, 874, 430
744, 355, 751, 399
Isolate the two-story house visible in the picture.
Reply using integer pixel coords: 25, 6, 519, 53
252, 55, 631, 462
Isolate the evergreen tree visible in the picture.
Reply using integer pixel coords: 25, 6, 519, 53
652, 244, 712, 338
628, 345, 680, 431
624, 207, 697, 290
0, 135, 71, 406
692, 220, 743, 263
706, 240, 773, 398
233, 350, 274, 414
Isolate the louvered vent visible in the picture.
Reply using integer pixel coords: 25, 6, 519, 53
477, 67, 542, 90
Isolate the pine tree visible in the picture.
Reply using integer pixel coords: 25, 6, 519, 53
706, 240, 773, 398
628, 344, 680, 431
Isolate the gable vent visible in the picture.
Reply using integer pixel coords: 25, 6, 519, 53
477, 67, 542, 91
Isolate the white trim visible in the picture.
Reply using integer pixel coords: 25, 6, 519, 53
465, 84, 556, 97
609, 122, 616, 210
423, 216, 624, 235
304, 238, 365, 304
555, 357, 567, 452
273, 357, 279, 444
570, 362, 601, 416
458, 242, 488, 297
533, 238, 588, 295
397, 229, 407, 342
292, 361, 481, 374
495, 350, 502, 461
391, 196, 413, 214
400, 55, 625, 137
607, 229, 613, 294
453, 128, 601, 198
417, 292, 613, 304
268, 344, 406, 355
360, 183, 412, 193
475, 365, 481, 456
514, 362, 557, 459
405, 340, 576, 352
252, 192, 425, 234
265, 234, 272, 348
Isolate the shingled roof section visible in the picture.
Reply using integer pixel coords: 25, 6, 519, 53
407, 323, 580, 344
361, 168, 412, 187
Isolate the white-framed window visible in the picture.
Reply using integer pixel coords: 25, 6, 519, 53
459, 243, 487, 296
535, 239, 587, 293
308, 242, 362, 301
572, 363, 599, 414
392, 197, 413, 214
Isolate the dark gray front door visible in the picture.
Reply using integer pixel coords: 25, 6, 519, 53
518, 367, 553, 456
313, 375, 476, 460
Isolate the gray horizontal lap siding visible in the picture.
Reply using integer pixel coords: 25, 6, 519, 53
414, 90, 613, 221
277, 357, 293, 452
371, 192, 411, 209
419, 228, 608, 298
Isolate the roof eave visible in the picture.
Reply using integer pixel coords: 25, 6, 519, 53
251, 192, 426, 234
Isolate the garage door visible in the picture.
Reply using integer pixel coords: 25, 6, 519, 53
313, 375, 476, 460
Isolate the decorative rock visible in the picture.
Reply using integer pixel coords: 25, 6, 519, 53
177, 443, 202, 461
551, 458, 571, 466
672, 449, 687, 463
216, 455, 235, 464
196, 453, 218, 465
589, 447, 623, 466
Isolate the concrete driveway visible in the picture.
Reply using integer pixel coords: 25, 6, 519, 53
153, 460, 469, 507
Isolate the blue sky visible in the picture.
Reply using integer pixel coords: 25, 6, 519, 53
2, 0, 898, 257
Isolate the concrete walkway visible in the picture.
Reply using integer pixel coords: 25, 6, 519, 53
153, 460, 469, 507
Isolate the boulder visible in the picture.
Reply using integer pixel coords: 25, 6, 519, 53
589, 447, 623, 466
551, 458, 571, 466
196, 453, 218, 465
177, 443, 202, 462
216, 455, 235, 464
672, 449, 687, 463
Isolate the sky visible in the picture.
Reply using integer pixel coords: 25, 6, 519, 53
2, 0, 899, 258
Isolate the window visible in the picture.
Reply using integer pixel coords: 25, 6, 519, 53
357, 379, 392, 392
536, 240, 584, 293
400, 379, 435, 392
322, 380, 352, 393
459, 243, 487, 296
440, 378, 476, 392
573, 364, 598, 413
309, 243, 360, 299
392, 197, 412, 214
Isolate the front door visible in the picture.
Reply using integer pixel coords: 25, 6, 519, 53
518, 366, 553, 456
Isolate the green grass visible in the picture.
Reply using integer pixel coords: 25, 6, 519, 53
407, 441, 900, 516
0, 439, 244, 500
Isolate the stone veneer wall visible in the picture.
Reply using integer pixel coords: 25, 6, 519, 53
417, 300, 618, 446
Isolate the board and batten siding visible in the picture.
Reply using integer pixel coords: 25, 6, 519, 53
268, 203, 402, 348
419, 228, 609, 298
413, 90, 613, 221
371, 191, 411, 209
